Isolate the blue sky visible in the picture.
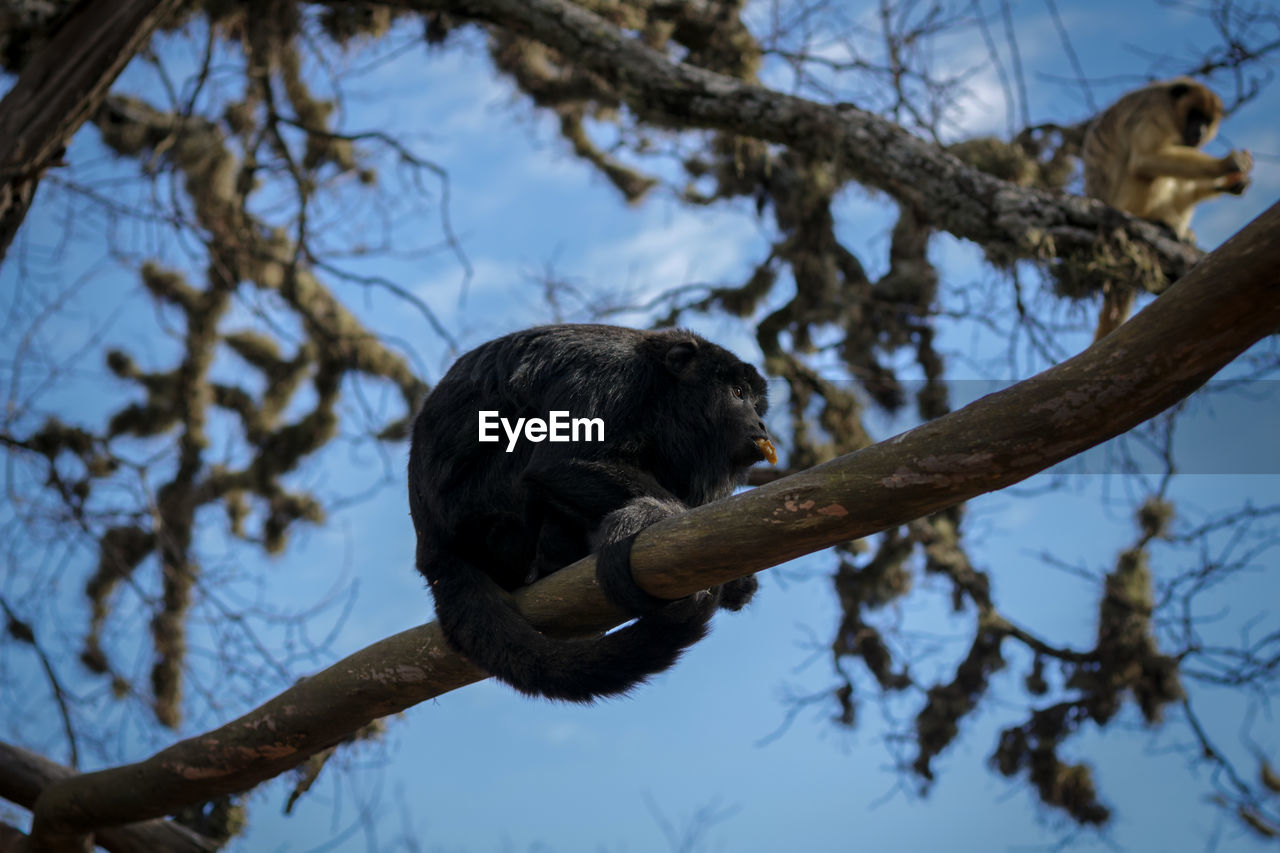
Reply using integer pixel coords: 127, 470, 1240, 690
2, 1, 1279, 851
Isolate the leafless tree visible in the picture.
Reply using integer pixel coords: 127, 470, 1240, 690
1, 0, 1277, 849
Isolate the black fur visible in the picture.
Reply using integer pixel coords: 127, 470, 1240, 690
1182, 108, 1211, 147
408, 324, 770, 702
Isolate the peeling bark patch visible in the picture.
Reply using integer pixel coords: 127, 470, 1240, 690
168, 759, 234, 780
1030, 381, 1139, 423
883, 469, 953, 487
770, 498, 847, 518
239, 743, 297, 761
174, 765, 230, 780
169, 740, 302, 779
242, 715, 281, 731
882, 458, 990, 487
394, 663, 431, 679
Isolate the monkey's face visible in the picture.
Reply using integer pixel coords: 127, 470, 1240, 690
722, 371, 772, 470
1182, 108, 1213, 147
659, 337, 771, 472
1171, 81, 1222, 148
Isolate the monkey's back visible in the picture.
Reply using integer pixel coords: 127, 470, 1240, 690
412, 329, 628, 482
408, 323, 764, 592
1083, 85, 1170, 207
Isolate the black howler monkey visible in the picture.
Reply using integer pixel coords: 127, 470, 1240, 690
408, 324, 773, 702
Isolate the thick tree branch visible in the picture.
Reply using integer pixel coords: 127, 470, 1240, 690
0, 743, 215, 853
24, 200, 1280, 850
0, 0, 182, 264
625, 197, 1280, 596
368, 0, 1200, 279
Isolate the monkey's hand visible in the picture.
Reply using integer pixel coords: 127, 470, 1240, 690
1222, 173, 1250, 195
1215, 150, 1251, 195
1221, 149, 1252, 176
718, 576, 758, 611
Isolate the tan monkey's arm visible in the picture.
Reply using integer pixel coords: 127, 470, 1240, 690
1175, 178, 1235, 206
1131, 145, 1243, 180
1189, 150, 1251, 198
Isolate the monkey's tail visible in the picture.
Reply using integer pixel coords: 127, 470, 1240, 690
425, 552, 716, 703
1094, 284, 1136, 342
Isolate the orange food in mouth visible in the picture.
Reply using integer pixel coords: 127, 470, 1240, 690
755, 438, 777, 465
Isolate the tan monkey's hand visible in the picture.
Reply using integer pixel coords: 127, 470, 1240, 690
1221, 150, 1252, 195
1222, 149, 1253, 175
1223, 172, 1250, 195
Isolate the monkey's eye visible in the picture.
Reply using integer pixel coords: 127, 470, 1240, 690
731, 385, 744, 399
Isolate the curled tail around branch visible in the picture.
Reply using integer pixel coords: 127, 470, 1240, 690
423, 545, 717, 703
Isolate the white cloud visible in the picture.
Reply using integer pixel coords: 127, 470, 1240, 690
579, 204, 759, 304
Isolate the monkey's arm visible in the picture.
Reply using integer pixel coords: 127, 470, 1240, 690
591, 491, 760, 614
524, 457, 687, 608
1175, 175, 1248, 206
523, 457, 676, 528
592, 494, 698, 614
526, 457, 748, 616
1132, 145, 1248, 180
1145, 172, 1251, 242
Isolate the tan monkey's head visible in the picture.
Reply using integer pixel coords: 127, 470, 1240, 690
1168, 77, 1223, 148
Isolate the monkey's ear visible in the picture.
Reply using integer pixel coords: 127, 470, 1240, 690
1170, 82, 1190, 100
663, 340, 700, 376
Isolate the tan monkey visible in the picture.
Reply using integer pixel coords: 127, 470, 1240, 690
1083, 77, 1251, 340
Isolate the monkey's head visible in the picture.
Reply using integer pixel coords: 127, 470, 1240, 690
1169, 78, 1223, 148
645, 331, 772, 478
